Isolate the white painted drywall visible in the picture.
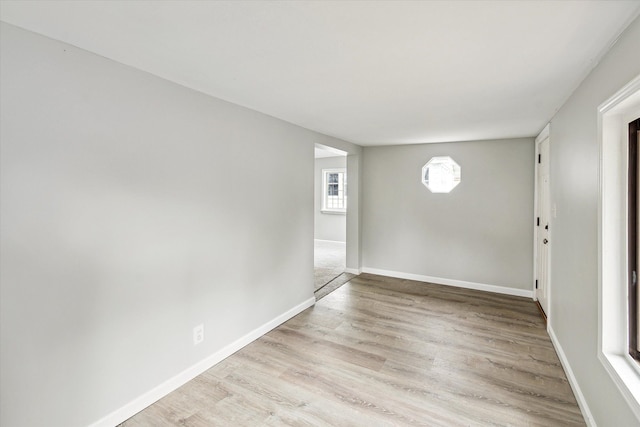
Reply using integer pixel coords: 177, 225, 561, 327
314, 156, 347, 242
0, 23, 358, 427
362, 138, 534, 292
346, 153, 363, 272
3, 1, 639, 146
547, 16, 640, 426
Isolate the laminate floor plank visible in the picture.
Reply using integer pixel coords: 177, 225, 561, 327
120, 273, 585, 426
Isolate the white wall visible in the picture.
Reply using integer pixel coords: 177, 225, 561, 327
362, 139, 534, 293
314, 156, 347, 242
346, 153, 363, 272
547, 16, 640, 426
0, 23, 358, 427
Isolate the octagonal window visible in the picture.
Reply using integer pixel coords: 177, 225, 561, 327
422, 156, 461, 193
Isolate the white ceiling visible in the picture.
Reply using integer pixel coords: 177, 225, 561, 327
315, 144, 347, 159
1, 1, 639, 146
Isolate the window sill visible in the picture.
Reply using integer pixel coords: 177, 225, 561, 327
599, 351, 640, 419
321, 209, 346, 215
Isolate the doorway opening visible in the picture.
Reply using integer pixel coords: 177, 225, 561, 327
314, 144, 355, 299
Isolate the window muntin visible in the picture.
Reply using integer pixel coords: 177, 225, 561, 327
322, 169, 346, 213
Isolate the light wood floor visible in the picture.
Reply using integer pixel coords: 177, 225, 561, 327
315, 272, 356, 301
121, 274, 585, 426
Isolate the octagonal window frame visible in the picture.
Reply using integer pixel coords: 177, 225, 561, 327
422, 156, 461, 193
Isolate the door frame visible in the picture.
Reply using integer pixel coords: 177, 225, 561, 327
314, 142, 362, 276
533, 123, 551, 326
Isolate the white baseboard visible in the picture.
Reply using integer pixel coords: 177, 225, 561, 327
344, 268, 361, 275
90, 296, 316, 427
547, 326, 596, 426
314, 239, 346, 244
361, 267, 533, 298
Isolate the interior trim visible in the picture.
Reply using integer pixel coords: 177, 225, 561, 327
548, 326, 596, 426
89, 296, 316, 427
361, 267, 533, 298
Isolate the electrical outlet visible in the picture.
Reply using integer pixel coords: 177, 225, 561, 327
193, 324, 204, 345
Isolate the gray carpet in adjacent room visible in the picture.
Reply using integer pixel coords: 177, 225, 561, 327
314, 240, 346, 290
315, 272, 356, 301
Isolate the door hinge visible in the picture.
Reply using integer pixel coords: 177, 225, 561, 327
538, 154, 541, 164
537, 217, 540, 226
535, 279, 538, 289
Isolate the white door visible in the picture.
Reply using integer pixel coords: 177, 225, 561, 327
536, 136, 551, 317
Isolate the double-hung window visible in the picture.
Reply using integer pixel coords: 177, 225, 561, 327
322, 169, 346, 213
598, 74, 640, 418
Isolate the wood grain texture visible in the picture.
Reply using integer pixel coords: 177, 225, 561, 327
120, 274, 585, 426
315, 272, 356, 301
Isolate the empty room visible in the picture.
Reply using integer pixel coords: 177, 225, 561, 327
2, 1, 640, 426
